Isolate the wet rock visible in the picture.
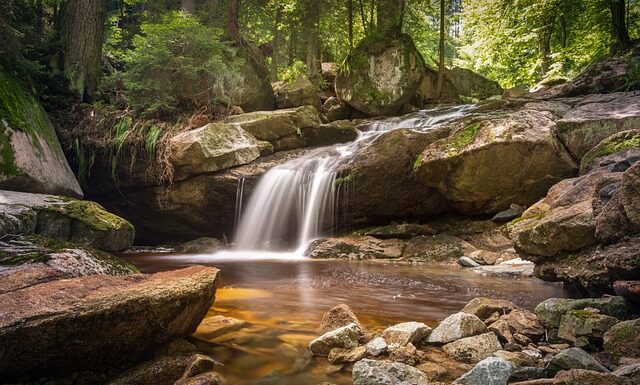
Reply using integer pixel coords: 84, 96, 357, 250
509, 366, 548, 382
175, 237, 225, 254
364, 223, 438, 239
320, 304, 361, 332
557, 309, 619, 347
469, 250, 500, 265
443, 332, 503, 364
493, 350, 537, 367
389, 343, 419, 366
427, 312, 487, 344
404, 234, 474, 263
273, 78, 321, 110
613, 281, 640, 304
416, 362, 448, 382
0, 266, 219, 380
453, 357, 515, 385
535, 297, 628, 331
305, 235, 404, 260
352, 359, 430, 385
492, 204, 526, 222
0, 190, 134, 252
107, 354, 215, 385
194, 315, 250, 340
603, 318, 640, 361
613, 363, 640, 380
446, 67, 503, 100
381, 321, 432, 346
546, 348, 609, 375
499, 309, 544, 342
579, 130, 640, 175
327, 345, 366, 364
309, 323, 361, 356
459, 256, 481, 267
461, 297, 517, 321
303, 120, 358, 147
553, 369, 632, 385
365, 337, 388, 357
173, 372, 225, 385
322, 97, 351, 122
489, 319, 515, 344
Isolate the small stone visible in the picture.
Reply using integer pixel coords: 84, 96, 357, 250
196, 316, 250, 339
509, 366, 548, 382
554, 369, 633, 385
522, 349, 543, 361
365, 337, 388, 357
469, 250, 501, 265
453, 357, 515, 385
461, 297, 517, 321
546, 347, 609, 375
500, 309, 544, 341
613, 281, 640, 304
427, 312, 488, 344
389, 343, 419, 366
504, 342, 522, 352
320, 304, 361, 332
492, 204, 525, 222
484, 312, 501, 325
488, 319, 515, 344
327, 345, 366, 364
309, 323, 361, 356
459, 256, 481, 267
352, 359, 430, 385
514, 333, 533, 346
613, 362, 640, 378
381, 321, 432, 346
493, 350, 536, 367
443, 332, 503, 364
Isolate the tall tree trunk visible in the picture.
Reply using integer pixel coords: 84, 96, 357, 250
538, 23, 553, 76
306, 0, 321, 77
64, 0, 106, 102
181, 0, 196, 14
376, 0, 404, 35
288, 22, 298, 65
560, 15, 567, 48
271, 6, 283, 81
348, 0, 354, 50
228, 0, 240, 41
435, 0, 446, 98
610, 0, 631, 54
358, 0, 368, 35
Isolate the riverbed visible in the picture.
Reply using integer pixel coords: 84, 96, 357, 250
122, 252, 570, 385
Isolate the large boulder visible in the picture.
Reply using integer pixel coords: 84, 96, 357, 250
443, 332, 502, 364
446, 67, 503, 100
557, 309, 619, 347
603, 318, 640, 361
535, 297, 628, 331
0, 190, 134, 252
554, 92, 640, 161
453, 357, 515, 385
0, 70, 82, 197
546, 347, 608, 375
352, 359, 430, 385
415, 66, 461, 105
169, 123, 260, 181
336, 34, 425, 116
0, 266, 219, 380
381, 321, 432, 346
460, 297, 517, 321
414, 102, 577, 214
579, 130, 640, 175
308, 323, 361, 356
273, 78, 321, 110
427, 312, 487, 344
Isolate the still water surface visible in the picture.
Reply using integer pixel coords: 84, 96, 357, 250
123, 253, 570, 385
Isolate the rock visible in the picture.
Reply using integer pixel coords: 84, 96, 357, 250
273, 78, 321, 109
169, 123, 260, 181
509, 366, 548, 382
542, 57, 634, 98
107, 354, 218, 385
173, 372, 225, 385
381, 321, 432, 346
603, 318, 640, 361
365, 336, 388, 357
194, 315, 250, 339
235, 42, 275, 112
403, 234, 474, 262
459, 256, 481, 267
446, 67, 503, 100
488, 319, 515, 344
553, 369, 632, 385
492, 204, 526, 222
535, 297, 628, 331
320, 304, 361, 333
321, 62, 339, 85
443, 332, 503, 364
416, 66, 461, 104
579, 130, 640, 175
328, 345, 366, 364
557, 309, 619, 347
336, 34, 424, 116
461, 297, 517, 321
453, 357, 515, 385
305, 235, 404, 260
389, 343, 419, 366
546, 348, 609, 375
364, 223, 438, 239
427, 312, 488, 344
309, 323, 361, 356
352, 359, 430, 385
302, 119, 358, 147
622, 160, 640, 227
225, 106, 322, 152
322, 97, 351, 122
175, 237, 224, 254
613, 281, 640, 304
0, 70, 83, 198
414, 103, 576, 215
555, 92, 640, 160
0, 266, 219, 380
493, 350, 536, 367
613, 363, 640, 379
499, 309, 544, 341
416, 362, 448, 382
473, 260, 535, 278
469, 250, 500, 265
0, 190, 134, 252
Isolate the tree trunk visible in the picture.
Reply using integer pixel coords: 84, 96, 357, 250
64, 0, 106, 102
348, 0, 354, 50
288, 22, 298, 65
228, 0, 240, 41
376, 0, 404, 35
560, 15, 567, 48
610, 0, 631, 54
181, 0, 196, 13
435, 0, 446, 98
271, 6, 283, 81
358, 0, 368, 35
306, 0, 321, 77
538, 24, 553, 76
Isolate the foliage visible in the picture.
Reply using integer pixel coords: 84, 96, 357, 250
279, 60, 308, 83
121, 11, 243, 118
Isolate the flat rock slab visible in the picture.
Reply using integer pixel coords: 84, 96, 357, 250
0, 265, 219, 380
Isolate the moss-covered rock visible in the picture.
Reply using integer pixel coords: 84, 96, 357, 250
604, 318, 640, 361
273, 78, 321, 110
336, 34, 424, 116
580, 130, 640, 175
445, 67, 503, 100
0, 189, 134, 252
0, 69, 82, 197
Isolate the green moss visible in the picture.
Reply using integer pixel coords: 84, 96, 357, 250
0, 126, 21, 176
335, 174, 353, 186
0, 251, 49, 266
568, 309, 596, 320
445, 122, 482, 156
611, 322, 635, 341
43, 200, 133, 232
413, 154, 424, 172
582, 130, 640, 170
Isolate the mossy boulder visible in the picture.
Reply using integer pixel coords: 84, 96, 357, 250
336, 34, 425, 116
0, 70, 82, 197
604, 318, 640, 361
580, 130, 640, 175
414, 103, 576, 215
273, 78, 321, 110
0, 189, 134, 252
415, 66, 461, 105
445, 67, 503, 100
301, 119, 358, 147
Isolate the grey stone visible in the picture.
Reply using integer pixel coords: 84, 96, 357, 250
443, 332, 503, 364
427, 312, 487, 344
365, 337, 388, 357
535, 297, 628, 330
546, 347, 609, 375
352, 359, 430, 385
453, 357, 515, 385
381, 321, 432, 346
309, 323, 361, 356
459, 256, 481, 267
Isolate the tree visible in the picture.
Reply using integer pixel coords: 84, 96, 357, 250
271, 4, 283, 80
64, 0, 107, 101
305, 0, 321, 77
181, 0, 196, 14
435, 0, 446, 98
610, 0, 632, 53
376, 0, 405, 35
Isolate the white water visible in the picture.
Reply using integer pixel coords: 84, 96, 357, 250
231, 105, 475, 256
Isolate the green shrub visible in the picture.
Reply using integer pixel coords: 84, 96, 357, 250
123, 11, 243, 117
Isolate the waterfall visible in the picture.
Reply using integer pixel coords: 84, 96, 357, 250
233, 105, 475, 253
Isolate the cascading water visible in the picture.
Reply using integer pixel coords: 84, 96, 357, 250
232, 104, 476, 255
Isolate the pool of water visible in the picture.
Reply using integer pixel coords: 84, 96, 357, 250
123, 252, 570, 385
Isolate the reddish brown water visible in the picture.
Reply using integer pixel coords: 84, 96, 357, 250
123, 253, 570, 385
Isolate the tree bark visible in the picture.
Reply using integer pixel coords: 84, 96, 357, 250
64, 0, 106, 102
435, 0, 446, 98
271, 6, 283, 81
306, 0, 321, 77
376, 0, 404, 36
348, 0, 354, 50
610, 0, 631, 54
358, 0, 368, 35
538, 23, 553, 76
181, 0, 196, 14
